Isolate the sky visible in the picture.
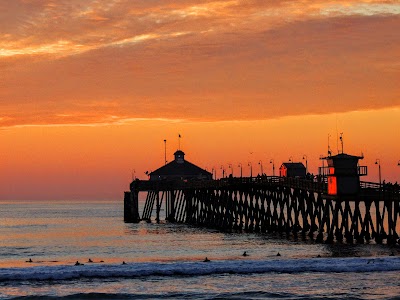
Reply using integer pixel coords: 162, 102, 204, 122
0, 0, 399, 200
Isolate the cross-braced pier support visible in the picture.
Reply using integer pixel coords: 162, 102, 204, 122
124, 177, 400, 244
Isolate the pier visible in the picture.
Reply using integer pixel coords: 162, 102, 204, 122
124, 151, 399, 245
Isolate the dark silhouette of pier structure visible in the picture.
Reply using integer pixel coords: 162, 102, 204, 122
124, 151, 399, 245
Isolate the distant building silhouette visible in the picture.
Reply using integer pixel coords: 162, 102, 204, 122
149, 150, 212, 181
279, 162, 306, 178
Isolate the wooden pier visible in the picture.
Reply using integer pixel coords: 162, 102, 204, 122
124, 176, 400, 245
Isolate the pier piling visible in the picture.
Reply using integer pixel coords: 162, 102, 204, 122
124, 177, 399, 244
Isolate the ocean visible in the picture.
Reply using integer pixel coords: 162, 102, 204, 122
0, 200, 399, 300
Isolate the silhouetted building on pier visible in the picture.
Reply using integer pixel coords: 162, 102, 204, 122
279, 162, 306, 178
319, 153, 367, 196
149, 150, 212, 181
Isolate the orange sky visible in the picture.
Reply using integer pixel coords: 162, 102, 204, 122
0, 1, 399, 200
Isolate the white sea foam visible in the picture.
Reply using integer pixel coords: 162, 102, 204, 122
0, 257, 399, 282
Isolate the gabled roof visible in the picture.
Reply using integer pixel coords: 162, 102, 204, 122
280, 162, 306, 169
150, 160, 211, 177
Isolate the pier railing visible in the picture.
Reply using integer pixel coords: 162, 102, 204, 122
131, 176, 328, 193
131, 176, 400, 197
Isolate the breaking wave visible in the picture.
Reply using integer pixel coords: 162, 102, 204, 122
1, 256, 399, 283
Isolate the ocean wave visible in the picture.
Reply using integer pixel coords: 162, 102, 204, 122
6, 291, 303, 300
0, 257, 399, 283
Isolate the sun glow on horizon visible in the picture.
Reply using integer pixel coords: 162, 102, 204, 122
0, 107, 398, 200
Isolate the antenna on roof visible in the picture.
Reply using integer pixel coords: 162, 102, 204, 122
336, 115, 339, 155
328, 134, 332, 157
340, 133, 344, 154
178, 134, 181, 150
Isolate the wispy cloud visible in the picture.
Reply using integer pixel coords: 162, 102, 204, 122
0, 0, 399, 127
3, 1, 398, 58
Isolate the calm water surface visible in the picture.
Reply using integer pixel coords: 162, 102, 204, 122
0, 200, 399, 299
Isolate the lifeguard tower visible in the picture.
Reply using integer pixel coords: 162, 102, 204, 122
319, 153, 367, 196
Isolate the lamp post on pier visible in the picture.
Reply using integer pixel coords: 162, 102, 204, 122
258, 160, 263, 175
320, 154, 325, 176
302, 155, 308, 174
270, 159, 275, 176
228, 164, 234, 176
375, 159, 381, 185
238, 163, 243, 178
289, 156, 293, 163
248, 162, 252, 178
220, 165, 226, 179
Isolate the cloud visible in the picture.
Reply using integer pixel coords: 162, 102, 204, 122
0, 1, 399, 127
3, 1, 398, 58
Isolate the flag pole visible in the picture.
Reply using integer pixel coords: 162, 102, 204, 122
164, 139, 167, 165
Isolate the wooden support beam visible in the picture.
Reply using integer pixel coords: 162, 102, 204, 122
128, 178, 399, 245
